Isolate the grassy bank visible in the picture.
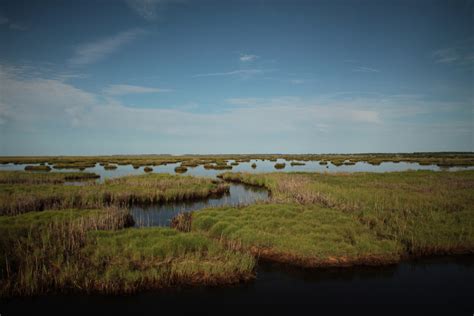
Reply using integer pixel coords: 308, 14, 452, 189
191, 203, 401, 267
0, 173, 229, 215
211, 171, 474, 258
0, 209, 254, 296
0, 171, 99, 184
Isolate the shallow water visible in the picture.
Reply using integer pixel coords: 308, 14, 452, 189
2, 256, 473, 313
1, 159, 472, 181
131, 183, 269, 227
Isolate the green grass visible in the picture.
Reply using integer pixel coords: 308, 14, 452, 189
217, 171, 474, 256
0, 173, 229, 215
192, 203, 401, 267
24, 165, 51, 172
0, 209, 254, 296
103, 164, 118, 170
0, 171, 99, 184
0, 208, 133, 296
274, 163, 286, 169
82, 228, 255, 293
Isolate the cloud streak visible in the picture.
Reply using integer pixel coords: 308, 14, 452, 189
103, 84, 173, 95
240, 54, 258, 62
193, 69, 272, 78
69, 28, 144, 66
353, 66, 380, 73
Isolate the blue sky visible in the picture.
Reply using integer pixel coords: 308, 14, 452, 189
0, 0, 472, 155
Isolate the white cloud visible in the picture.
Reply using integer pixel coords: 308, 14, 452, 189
240, 54, 258, 62
0, 16, 9, 24
126, 0, 181, 21
433, 48, 459, 64
69, 29, 144, 66
353, 66, 380, 73
193, 69, 269, 78
290, 79, 305, 84
103, 84, 172, 95
9, 23, 27, 31
1, 65, 471, 154
0, 14, 27, 31
432, 40, 474, 67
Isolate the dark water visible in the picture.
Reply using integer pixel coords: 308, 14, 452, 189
131, 183, 269, 227
2, 256, 473, 314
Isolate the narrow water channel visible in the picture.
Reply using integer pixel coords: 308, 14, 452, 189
131, 183, 269, 227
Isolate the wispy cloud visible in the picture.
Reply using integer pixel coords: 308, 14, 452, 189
0, 14, 27, 31
353, 66, 380, 73
193, 69, 269, 78
240, 54, 258, 62
69, 28, 144, 66
126, 0, 181, 21
290, 79, 305, 84
432, 41, 474, 67
433, 48, 459, 63
103, 84, 172, 95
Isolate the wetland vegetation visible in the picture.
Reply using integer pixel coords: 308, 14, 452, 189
1, 154, 473, 297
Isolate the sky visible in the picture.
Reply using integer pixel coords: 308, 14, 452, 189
0, 0, 473, 155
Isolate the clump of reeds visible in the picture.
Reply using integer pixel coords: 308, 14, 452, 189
170, 212, 193, 232
174, 166, 188, 174
0, 208, 134, 296
144, 167, 153, 172
274, 163, 286, 169
319, 161, 328, 165
203, 164, 233, 170
24, 165, 51, 172
290, 161, 305, 166
103, 164, 118, 170
251, 163, 257, 169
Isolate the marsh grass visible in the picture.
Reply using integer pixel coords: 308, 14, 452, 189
174, 166, 188, 174
274, 163, 286, 169
144, 167, 153, 173
103, 164, 118, 170
192, 203, 401, 267
290, 161, 305, 166
24, 165, 51, 172
0, 208, 134, 296
0, 174, 229, 215
0, 171, 99, 184
53, 163, 96, 170
251, 163, 257, 169
0, 209, 254, 296
203, 164, 233, 170
217, 171, 474, 257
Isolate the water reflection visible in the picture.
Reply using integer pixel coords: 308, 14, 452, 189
2, 256, 473, 312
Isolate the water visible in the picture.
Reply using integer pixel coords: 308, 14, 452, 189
1, 159, 472, 182
131, 183, 269, 227
2, 256, 473, 313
